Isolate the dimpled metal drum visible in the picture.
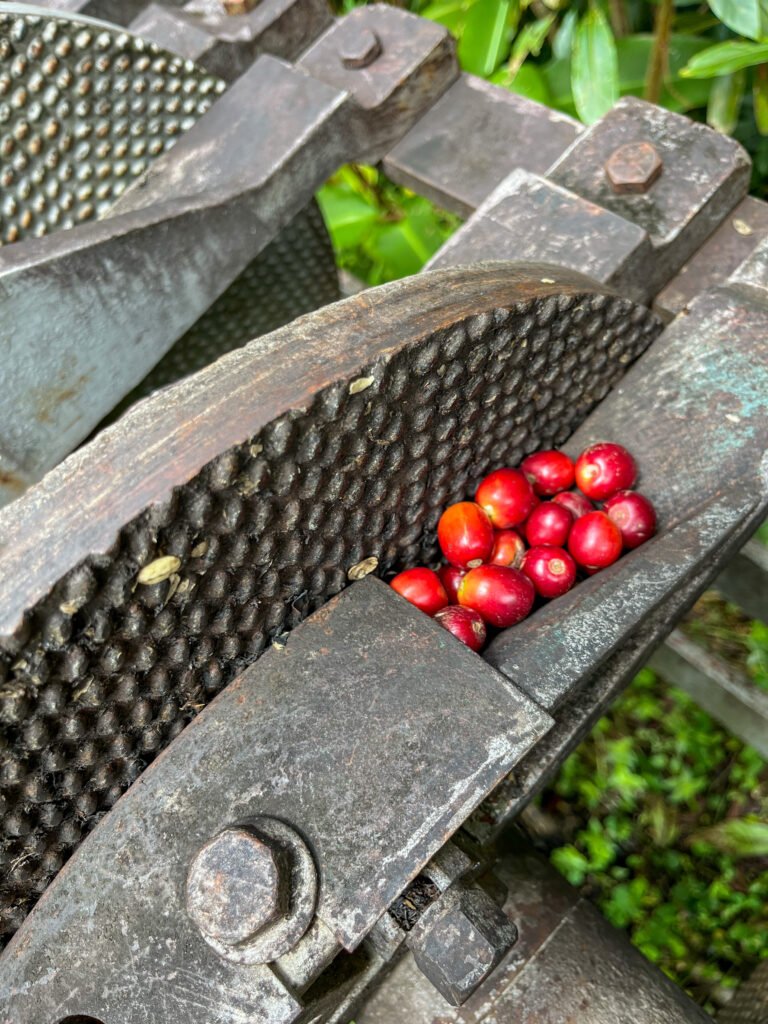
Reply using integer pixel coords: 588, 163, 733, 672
0, 264, 661, 947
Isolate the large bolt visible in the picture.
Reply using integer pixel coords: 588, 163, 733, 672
605, 141, 663, 195
339, 28, 382, 70
186, 825, 289, 947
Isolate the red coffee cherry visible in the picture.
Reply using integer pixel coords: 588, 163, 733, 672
553, 491, 594, 519
489, 529, 526, 568
575, 442, 637, 501
438, 564, 467, 604
434, 605, 487, 652
390, 567, 449, 616
457, 564, 535, 628
475, 468, 538, 529
437, 502, 495, 568
524, 502, 573, 548
521, 546, 577, 599
603, 490, 657, 550
568, 511, 623, 571
521, 449, 575, 496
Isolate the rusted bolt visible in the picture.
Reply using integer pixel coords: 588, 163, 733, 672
186, 825, 289, 947
222, 0, 258, 14
604, 141, 662, 195
339, 28, 382, 70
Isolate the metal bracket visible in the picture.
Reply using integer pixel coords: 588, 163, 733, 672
0, 578, 550, 1023
0, 3, 457, 500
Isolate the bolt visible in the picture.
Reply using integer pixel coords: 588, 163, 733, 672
339, 28, 382, 70
604, 141, 662, 195
222, 0, 258, 14
186, 826, 289, 947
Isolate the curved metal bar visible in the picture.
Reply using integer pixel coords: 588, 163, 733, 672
0, 261, 661, 951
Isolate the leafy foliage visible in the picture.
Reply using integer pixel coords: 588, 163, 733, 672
543, 669, 768, 1011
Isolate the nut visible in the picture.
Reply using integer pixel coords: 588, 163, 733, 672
605, 141, 662, 195
407, 884, 518, 1005
186, 826, 289, 946
339, 28, 382, 70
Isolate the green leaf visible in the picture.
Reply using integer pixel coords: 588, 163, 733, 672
688, 819, 768, 857
458, 0, 511, 76
421, 0, 479, 36
707, 71, 746, 134
707, 0, 768, 42
490, 61, 552, 104
315, 185, 378, 251
570, 6, 619, 123
551, 844, 590, 886
507, 13, 555, 76
681, 40, 768, 79
754, 66, 768, 134
553, 6, 578, 60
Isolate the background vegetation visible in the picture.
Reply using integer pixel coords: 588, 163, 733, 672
318, 0, 768, 1012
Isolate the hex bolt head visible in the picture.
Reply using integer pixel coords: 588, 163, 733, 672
339, 28, 382, 70
186, 826, 290, 947
605, 141, 663, 195
407, 884, 518, 1006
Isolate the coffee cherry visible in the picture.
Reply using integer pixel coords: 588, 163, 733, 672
568, 511, 623, 571
438, 564, 467, 604
524, 502, 573, 548
437, 502, 495, 568
390, 567, 448, 615
434, 605, 487, 652
490, 529, 526, 568
521, 449, 575, 496
575, 442, 637, 501
521, 546, 577, 599
458, 565, 535, 628
553, 491, 594, 519
603, 490, 657, 550
475, 468, 538, 529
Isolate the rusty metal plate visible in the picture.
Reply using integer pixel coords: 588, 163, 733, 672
384, 73, 581, 218
429, 169, 652, 304
549, 96, 750, 294
0, 578, 551, 1023
0, 263, 661, 949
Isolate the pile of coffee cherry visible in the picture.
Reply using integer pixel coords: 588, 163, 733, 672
389, 442, 656, 652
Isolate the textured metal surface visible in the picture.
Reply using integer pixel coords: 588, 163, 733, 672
384, 73, 581, 218
0, 578, 550, 1023
356, 845, 711, 1024
0, 4, 224, 245
549, 96, 750, 295
0, 4, 457, 499
0, 263, 660, 951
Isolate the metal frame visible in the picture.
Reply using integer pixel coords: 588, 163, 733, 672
1, 2, 768, 1022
